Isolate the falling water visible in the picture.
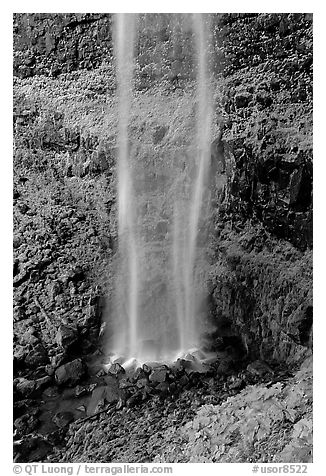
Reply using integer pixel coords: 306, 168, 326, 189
113, 13, 139, 358
173, 14, 212, 355
185, 13, 212, 347
108, 13, 213, 366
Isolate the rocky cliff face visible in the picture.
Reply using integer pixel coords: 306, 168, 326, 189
206, 13, 313, 365
218, 13, 312, 251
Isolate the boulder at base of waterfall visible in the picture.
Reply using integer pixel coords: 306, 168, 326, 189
55, 359, 86, 386
109, 362, 125, 377
149, 366, 168, 384
87, 378, 120, 416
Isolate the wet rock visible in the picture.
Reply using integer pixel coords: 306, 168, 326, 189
155, 221, 168, 238
55, 358, 86, 386
87, 377, 120, 415
170, 359, 185, 375
136, 377, 150, 389
179, 374, 190, 388
149, 366, 168, 384
53, 411, 74, 428
177, 358, 210, 376
109, 362, 125, 377
142, 363, 152, 374
104, 381, 120, 403
86, 389, 106, 415
133, 367, 147, 381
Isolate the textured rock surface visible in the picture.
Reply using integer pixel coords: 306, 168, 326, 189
207, 224, 312, 364
13, 14, 113, 78
55, 359, 86, 386
218, 14, 313, 250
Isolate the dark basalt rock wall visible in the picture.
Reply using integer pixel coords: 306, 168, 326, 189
216, 13, 313, 250
205, 13, 313, 365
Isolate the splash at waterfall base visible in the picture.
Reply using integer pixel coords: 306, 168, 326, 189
85, 335, 248, 415
102, 348, 217, 376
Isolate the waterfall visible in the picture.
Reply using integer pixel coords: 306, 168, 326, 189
109, 13, 213, 367
113, 13, 139, 359
173, 13, 212, 356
